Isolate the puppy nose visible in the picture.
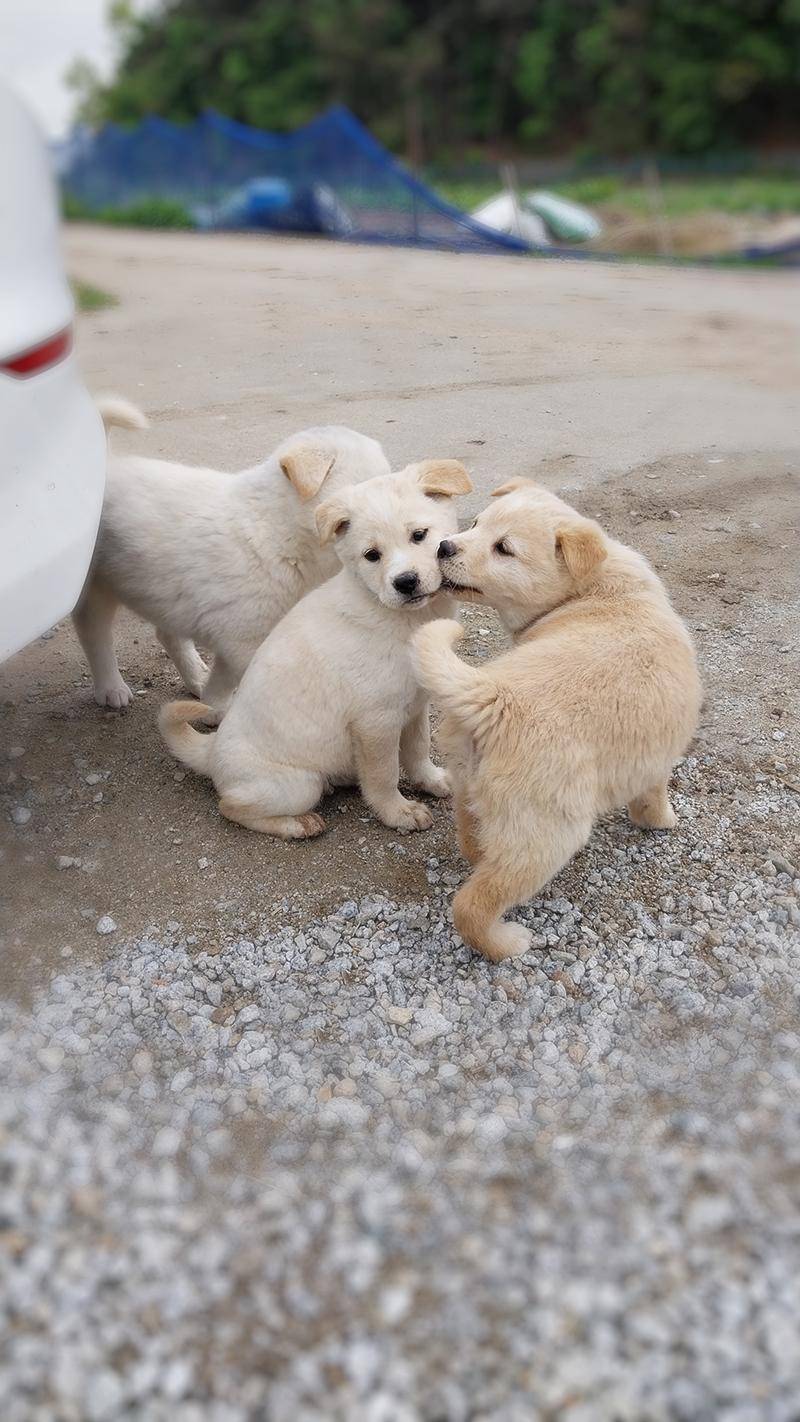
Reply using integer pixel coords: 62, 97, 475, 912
437, 539, 457, 560
393, 571, 419, 595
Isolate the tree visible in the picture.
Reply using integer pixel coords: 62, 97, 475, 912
68, 0, 800, 157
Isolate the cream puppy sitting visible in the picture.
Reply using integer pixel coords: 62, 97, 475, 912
158, 459, 472, 839
411, 478, 701, 962
75, 400, 391, 712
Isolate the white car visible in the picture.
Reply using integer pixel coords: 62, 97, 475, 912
0, 81, 105, 662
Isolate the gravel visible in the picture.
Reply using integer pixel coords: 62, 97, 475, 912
1, 749, 799, 1419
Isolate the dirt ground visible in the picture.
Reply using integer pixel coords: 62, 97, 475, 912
1, 227, 798, 1000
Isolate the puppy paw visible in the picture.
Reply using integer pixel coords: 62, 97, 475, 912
271, 813, 326, 839
200, 706, 224, 728
183, 661, 210, 698
383, 798, 433, 833
414, 763, 451, 798
95, 678, 133, 710
628, 792, 677, 830
480, 921, 532, 963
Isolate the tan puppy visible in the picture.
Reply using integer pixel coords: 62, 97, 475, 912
159, 459, 472, 839
411, 478, 701, 962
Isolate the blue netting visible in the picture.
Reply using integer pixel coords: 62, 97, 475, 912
59, 106, 529, 255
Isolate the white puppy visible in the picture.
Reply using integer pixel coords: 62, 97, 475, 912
74, 399, 391, 711
158, 458, 473, 839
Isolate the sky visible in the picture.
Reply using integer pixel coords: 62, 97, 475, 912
0, 0, 151, 137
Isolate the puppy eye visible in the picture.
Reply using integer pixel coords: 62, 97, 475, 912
494, 539, 513, 556
363, 548, 381, 563
410, 528, 428, 544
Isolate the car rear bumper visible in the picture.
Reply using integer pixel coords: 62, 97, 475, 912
0, 355, 105, 661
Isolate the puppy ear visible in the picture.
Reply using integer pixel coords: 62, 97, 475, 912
491, 477, 533, 499
315, 495, 351, 545
413, 459, 473, 499
555, 517, 607, 582
280, 445, 336, 502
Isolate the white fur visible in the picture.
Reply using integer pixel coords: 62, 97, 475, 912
158, 459, 473, 839
74, 402, 391, 710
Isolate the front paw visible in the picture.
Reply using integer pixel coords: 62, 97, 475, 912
183, 660, 209, 698
95, 677, 133, 710
382, 797, 433, 833
414, 763, 451, 798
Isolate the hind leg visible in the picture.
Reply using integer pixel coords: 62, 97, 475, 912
73, 579, 132, 709
628, 779, 677, 830
454, 792, 482, 865
219, 765, 326, 840
452, 813, 592, 962
156, 627, 208, 697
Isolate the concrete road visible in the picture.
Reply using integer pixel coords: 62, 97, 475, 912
64, 226, 800, 491
1, 226, 798, 996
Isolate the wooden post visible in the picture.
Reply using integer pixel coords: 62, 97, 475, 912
643, 157, 673, 257
501, 160, 523, 240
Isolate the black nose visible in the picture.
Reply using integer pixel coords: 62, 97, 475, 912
393, 571, 420, 595
437, 539, 457, 560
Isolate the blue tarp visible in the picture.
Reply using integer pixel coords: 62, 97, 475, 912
58, 106, 529, 255
57, 107, 800, 264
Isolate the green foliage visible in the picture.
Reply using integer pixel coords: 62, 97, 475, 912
556, 176, 624, 205
425, 177, 504, 212
70, 0, 800, 158
94, 197, 194, 228
62, 193, 194, 228
600, 173, 800, 216
62, 193, 94, 220
71, 279, 117, 311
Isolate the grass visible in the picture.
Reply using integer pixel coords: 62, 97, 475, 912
580, 173, 800, 217
431, 179, 500, 212
63, 194, 194, 229
433, 172, 800, 219
71, 279, 117, 312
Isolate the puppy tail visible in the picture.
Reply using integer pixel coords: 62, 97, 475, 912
97, 395, 149, 434
158, 700, 214, 777
411, 619, 498, 733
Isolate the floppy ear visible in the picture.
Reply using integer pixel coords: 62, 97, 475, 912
315, 495, 351, 545
555, 517, 607, 582
414, 459, 473, 499
491, 477, 533, 499
279, 445, 336, 502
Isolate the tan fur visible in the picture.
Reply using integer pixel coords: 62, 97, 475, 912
315, 498, 351, 545
412, 478, 701, 962
554, 519, 607, 581
279, 447, 336, 502
415, 460, 473, 498
157, 700, 214, 776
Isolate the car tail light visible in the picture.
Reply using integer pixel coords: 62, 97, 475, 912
1, 325, 73, 378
